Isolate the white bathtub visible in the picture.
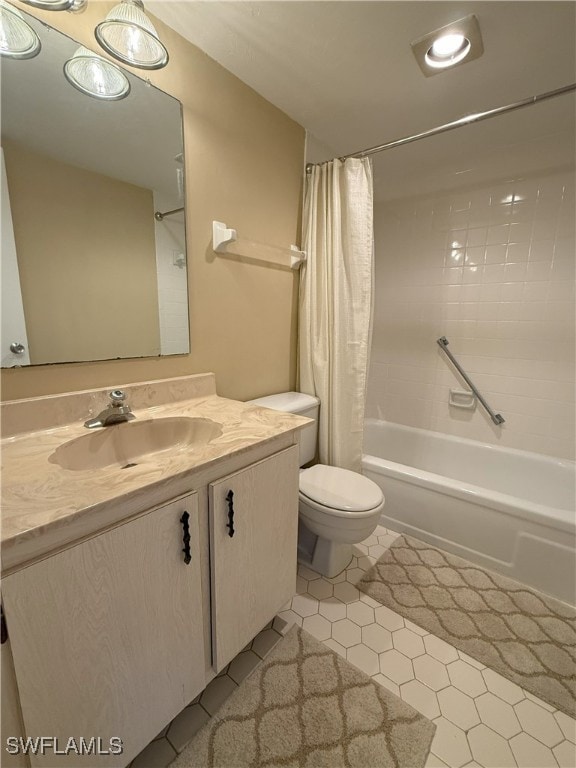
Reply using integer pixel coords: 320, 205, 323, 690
362, 419, 576, 605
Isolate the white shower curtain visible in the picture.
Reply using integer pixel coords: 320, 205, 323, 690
299, 157, 374, 472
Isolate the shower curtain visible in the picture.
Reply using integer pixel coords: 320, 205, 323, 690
299, 157, 374, 472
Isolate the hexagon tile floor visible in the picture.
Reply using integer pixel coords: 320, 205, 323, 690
130, 525, 576, 768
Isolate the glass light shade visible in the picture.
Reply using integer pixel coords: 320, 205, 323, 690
18, 0, 76, 10
18, 0, 87, 11
64, 45, 131, 100
95, 0, 168, 70
0, 1, 41, 59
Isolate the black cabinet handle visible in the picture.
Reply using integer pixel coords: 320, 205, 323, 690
226, 490, 235, 537
1, 605, 7, 644
180, 511, 191, 564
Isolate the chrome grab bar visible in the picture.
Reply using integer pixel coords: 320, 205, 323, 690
437, 337, 505, 425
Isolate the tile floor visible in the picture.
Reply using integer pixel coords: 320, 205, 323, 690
129, 618, 288, 768
130, 525, 576, 768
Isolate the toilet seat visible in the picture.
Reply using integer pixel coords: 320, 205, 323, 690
299, 464, 383, 516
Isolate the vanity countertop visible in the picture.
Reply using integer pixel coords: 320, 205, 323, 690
0, 374, 309, 572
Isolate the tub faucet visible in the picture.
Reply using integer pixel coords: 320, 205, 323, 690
84, 389, 135, 429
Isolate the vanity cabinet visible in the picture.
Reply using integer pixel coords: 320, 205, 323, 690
1, 637, 28, 768
2, 492, 204, 768
209, 445, 299, 670
1, 438, 301, 766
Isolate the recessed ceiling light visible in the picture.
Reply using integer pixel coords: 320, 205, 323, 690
425, 35, 471, 69
432, 34, 466, 58
411, 15, 483, 77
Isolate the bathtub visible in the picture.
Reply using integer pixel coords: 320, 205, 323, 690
362, 419, 576, 605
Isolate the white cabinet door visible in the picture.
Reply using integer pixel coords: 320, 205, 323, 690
1, 636, 28, 768
209, 446, 299, 671
2, 492, 204, 767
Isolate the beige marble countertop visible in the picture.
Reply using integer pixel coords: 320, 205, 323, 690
1, 374, 308, 572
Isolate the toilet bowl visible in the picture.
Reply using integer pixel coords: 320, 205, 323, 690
298, 463, 385, 576
247, 393, 385, 578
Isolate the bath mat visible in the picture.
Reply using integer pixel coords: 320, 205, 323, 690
357, 534, 576, 717
172, 625, 435, 768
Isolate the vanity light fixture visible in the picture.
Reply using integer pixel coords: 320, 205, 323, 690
411, 15, 483, 77
0, 0, 41, 59
94, 0, 168, 70
64, 45, 131, 100
17, 0, 87, 12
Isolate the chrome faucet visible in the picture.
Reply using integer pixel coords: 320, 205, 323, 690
84, 390, 135, 429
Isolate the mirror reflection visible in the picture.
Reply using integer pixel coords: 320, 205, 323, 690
0, 8, 189, 368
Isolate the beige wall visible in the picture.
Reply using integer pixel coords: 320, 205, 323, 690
3, 139, 160, 365
1, 1, 305, 402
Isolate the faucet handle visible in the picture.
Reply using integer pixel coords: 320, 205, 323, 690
109, 389, 127, 405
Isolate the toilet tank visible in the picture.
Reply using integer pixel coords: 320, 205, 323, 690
246, 392, 319, 466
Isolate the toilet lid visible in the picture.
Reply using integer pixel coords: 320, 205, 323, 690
299, 465, 383, 512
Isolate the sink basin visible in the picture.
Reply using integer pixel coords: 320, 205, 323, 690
49, 417, 223, 471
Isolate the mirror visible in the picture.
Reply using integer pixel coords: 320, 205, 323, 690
0, 8, 189, 368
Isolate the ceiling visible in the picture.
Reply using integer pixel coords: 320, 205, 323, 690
148, 1, 576, 201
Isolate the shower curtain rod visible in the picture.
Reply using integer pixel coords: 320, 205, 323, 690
305, 83, 576, 172
154, 206, 184, 221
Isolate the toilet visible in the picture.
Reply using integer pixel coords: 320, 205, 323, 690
247, 392, 385, 577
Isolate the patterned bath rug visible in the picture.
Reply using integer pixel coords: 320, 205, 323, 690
172, 625, 436, 768
357, 534, 576, 717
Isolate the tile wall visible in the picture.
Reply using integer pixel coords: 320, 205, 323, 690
153, 192, 190, 356
368, 167, 575, 459
156, 252, 189, 356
